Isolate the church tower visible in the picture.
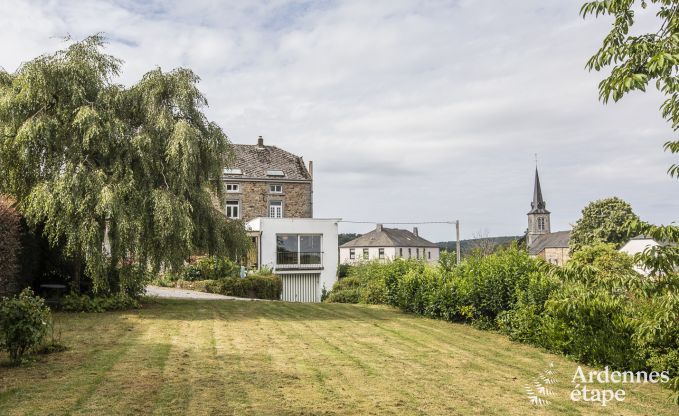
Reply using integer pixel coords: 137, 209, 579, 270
527, 167, 550, 247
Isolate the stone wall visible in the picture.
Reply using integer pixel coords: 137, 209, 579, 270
222, 180, 313, 222
540, 247, 570, 266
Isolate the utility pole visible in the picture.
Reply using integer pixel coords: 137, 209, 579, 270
456, 220, 461, 264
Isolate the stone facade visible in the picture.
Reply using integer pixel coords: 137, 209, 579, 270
223, 180, 312, 222
527, 213, 551, 246
538, 247, 570, 266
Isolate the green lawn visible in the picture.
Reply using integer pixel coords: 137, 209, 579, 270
0, 299, 676, 415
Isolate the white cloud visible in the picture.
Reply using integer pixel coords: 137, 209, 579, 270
1, 0, 677, 241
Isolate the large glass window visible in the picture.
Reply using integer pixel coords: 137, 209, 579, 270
300, 235, 322, 264
276, 234, 322, 266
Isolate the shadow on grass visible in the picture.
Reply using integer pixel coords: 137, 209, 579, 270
136, 298, 407, 323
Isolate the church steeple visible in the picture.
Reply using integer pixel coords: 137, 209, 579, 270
529, 167, 549, 214
527, 167, 551, 246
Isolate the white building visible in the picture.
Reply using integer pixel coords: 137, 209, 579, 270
246, 217, 340, 302
339, 224, 440, 264
619, 235, 663, 276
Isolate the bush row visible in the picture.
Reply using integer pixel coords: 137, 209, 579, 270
174, 275, 282, 300
326, 244, 679, 403
60, 293, 141, 312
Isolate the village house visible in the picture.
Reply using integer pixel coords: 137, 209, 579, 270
223, 136, 337, 302
339, 224, 440, 264
526, 168, 571, 265
222, 136, 313, 222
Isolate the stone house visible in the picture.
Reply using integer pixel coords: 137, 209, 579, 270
339, 224, 440, 264
526, 167, 571, 266
222, 136, 313, 222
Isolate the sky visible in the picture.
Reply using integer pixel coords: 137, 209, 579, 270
1, 0, 677, 242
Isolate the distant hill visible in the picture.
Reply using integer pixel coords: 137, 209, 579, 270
338, 233, 362, 246
436, 236, 522, 256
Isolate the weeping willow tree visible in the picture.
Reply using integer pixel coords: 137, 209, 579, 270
0, 35, 249, 293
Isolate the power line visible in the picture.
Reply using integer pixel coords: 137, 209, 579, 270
339, 220, 457, 225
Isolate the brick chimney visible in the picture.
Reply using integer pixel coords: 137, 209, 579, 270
412, 227, 418, 236
308, 160, 313, 178
257, 135, 264, 148
376, 224, 383, 232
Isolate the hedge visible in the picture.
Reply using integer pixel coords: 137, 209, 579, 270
175, 275, 282, 300
325, 243, 679, 404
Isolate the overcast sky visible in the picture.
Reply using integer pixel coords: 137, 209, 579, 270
1, 0, 677, 241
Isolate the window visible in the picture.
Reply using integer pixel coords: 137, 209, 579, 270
223, 168, 242, 175
399, 248, 403, 258
225, 200, 239, 219
269, 184, 283, 193
266, 169, 285, 177
408, 248, 412, 258
363, 248, 369, 260
428, 251, 431, 260
416, 248, 420, 259
537, 217, 545, 231
276, 234, 322, 266
349, 249, 355, 260
379, 248, 385, 259
269, 201, 283, 218
226, 183, 239, 193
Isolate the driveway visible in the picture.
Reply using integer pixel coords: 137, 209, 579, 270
145, 285, 264, 301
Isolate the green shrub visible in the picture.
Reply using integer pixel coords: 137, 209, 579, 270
325, 259, 423, 304
195, 256, 239, 280
0, 288, 50, 363
325, 277, 361, 303
60, 293, 140, 312
175, 275, 282, 300
452, 245, 541, 324
326, 288, 361, 303
221, 275, 282, 300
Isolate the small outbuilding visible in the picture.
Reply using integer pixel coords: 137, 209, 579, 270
339, 224, 440, 264
619, 235, 663, 276
246, 217, 340, 302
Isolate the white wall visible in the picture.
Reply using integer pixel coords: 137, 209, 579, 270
339, 246, 440, 264
247, 218, 340, 298
619, 238, 660, 276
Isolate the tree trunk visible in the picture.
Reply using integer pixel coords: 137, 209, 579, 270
72, 257, 82, 293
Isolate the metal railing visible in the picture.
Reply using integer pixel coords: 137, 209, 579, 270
276, 251, 323, 269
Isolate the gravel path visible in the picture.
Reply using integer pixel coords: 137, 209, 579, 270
145, 285, 264, 301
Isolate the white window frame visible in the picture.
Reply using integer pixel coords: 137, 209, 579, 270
379, 248, 385, 259
269, 200, 283, 218
349, 249, 355, 260
363, 248, 369, 260
226, 183, 240, 193
225, 200, 240, 219
269, 184, 283, 194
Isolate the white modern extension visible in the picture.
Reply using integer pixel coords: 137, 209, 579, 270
246, 217, 340, 302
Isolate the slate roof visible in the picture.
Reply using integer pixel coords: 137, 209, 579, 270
224, 138, 311, 181
528, 167, 550, 214
340, 226, 439, 248
528, 230, 570, 255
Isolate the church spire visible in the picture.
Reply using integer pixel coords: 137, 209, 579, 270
528, 167, 549, 214
527, 166, 551, 247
